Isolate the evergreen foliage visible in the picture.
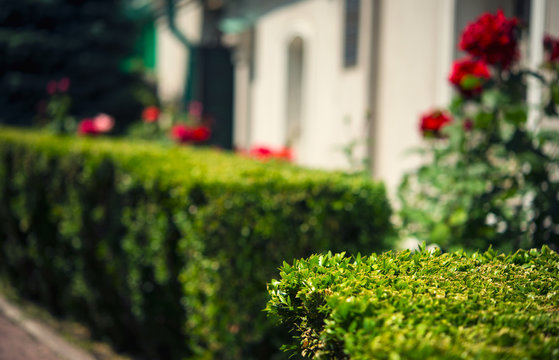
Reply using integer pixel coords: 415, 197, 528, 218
267, 247, 559, 359
0, 0, 154, 129
0, 127, 393, 359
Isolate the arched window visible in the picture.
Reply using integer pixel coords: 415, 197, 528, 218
344, 0, 360, 68
286, 36, 304, 147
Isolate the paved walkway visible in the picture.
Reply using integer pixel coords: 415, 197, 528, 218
0, 296, 94, 360
0, 312, 60, 360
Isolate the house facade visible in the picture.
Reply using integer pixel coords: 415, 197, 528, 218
155, 0, 559, 194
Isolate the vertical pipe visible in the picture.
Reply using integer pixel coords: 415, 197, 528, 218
367, 0, 381, 177
527, 0, 547, 129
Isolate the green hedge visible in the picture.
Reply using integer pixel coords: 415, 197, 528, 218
0, 127, 393, 359
267, 247, 559, 359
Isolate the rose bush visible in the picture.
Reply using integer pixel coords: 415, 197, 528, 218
77, 113, 114, 136
37, 77, 75, 134
399, 12, 559, 252
127, 102, 212, 145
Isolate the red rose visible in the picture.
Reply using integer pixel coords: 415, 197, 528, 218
171, 124, 211, 143
171, 124, 194, 143
544, 34, 559, 63
78, 118, 99, 135
463, 118, 474, 131
419, 110, 452, 137
142, 106, 160, 123
191, 126, 211, 142
275, 147, 294, 161
249, 146, 274, 158
449, 57, 491, 95
46, 80, 57, 95
247, 145, 293, 161
459, 10, 519, 69
58, 77, 70, 93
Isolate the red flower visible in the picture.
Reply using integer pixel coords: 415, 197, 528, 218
171, 124, 193, 142
171, 124, 211, 143
249, 146, 273, 158
419, 110, 452, 137
46, 80, 57, 95
191, 126, 211, 142
247, 145, 293, 161
78, 118, 99, 135
449, 57, 491, 95
58, 77, 70, 93
459, 10, 519, 69
463, 118, 474, 131
544, 34, 559, 63
142, 106, 161, 123
77, 114, 114, 136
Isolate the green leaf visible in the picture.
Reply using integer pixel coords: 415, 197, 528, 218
460, 74, 483, 90
503, 104, 527, 125
449, 208, 467, 226
449, 95, 464, 115
430, 223, 451, 244
474, 111, 493, 129
552, 84, 559, 105
482, 89, 507, 109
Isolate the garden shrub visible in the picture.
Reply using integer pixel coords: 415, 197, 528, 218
267, 246, 559, 359
0, 127, 393, 359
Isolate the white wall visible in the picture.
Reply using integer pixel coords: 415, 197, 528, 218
546, 0, 559, 35
234, 0, 557, 195
372, 0, 454, 193
156, 4, 203, 102
249, 0, 373, 169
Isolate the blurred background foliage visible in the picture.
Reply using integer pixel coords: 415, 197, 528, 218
0, 0, 158, 132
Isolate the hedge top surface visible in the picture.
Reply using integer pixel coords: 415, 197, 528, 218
0, 127, 385, 193
267, 246, 559, 359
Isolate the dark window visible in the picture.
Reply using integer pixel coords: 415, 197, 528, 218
344, 0, 360, 68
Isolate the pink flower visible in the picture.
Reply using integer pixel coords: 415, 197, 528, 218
46, 81, 57, 95
78, 118, 99, 135
77, 113, 114, 136
142, 106, 160, 123
188, 101, 203, 117
93, 113, 114, 133
58, 77, 70, 93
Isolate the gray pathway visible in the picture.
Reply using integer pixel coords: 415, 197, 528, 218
0, 296, 94, 360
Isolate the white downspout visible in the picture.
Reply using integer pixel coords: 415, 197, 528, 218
527, 0, 547, 129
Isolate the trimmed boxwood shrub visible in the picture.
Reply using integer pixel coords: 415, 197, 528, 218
0, 127, 393, 359
267, 247, 559, 359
